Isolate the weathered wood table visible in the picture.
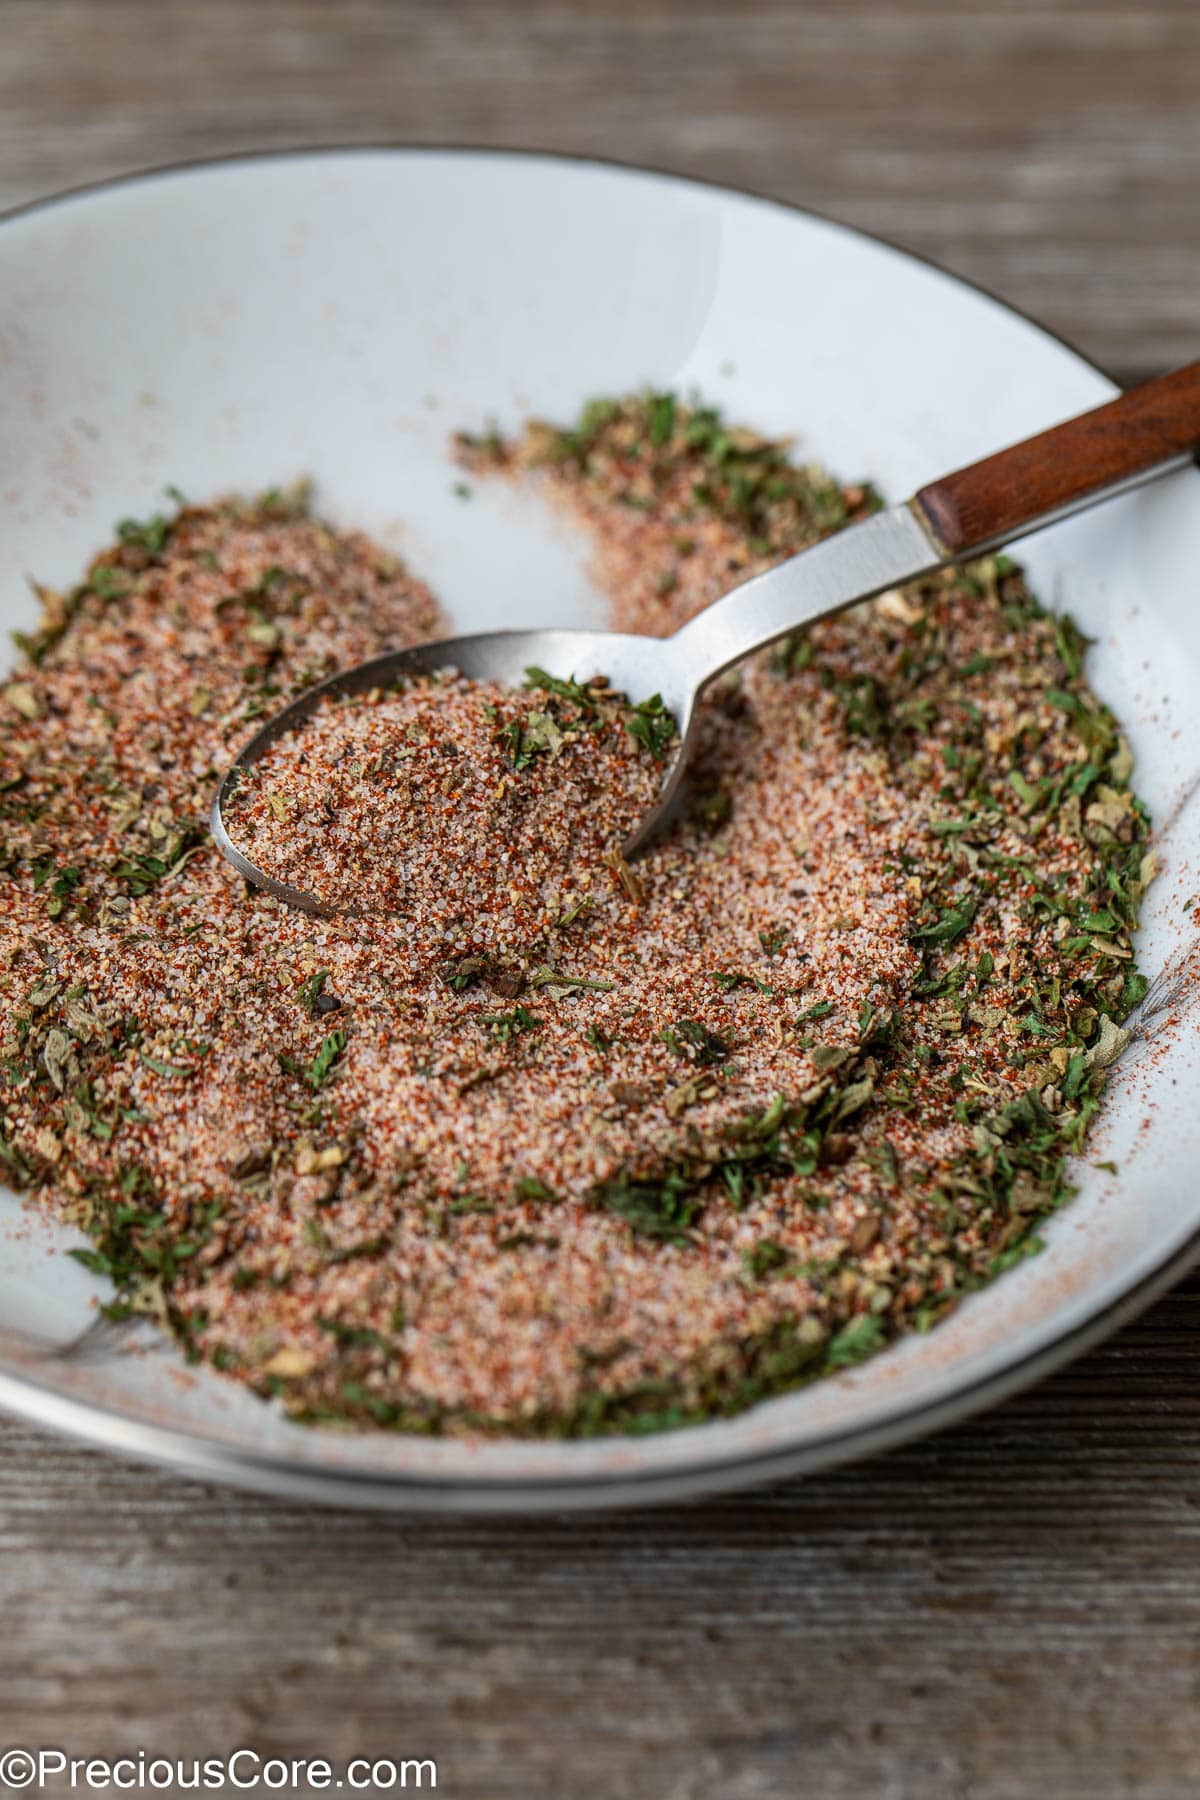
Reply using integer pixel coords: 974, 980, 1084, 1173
2, 5, 1198, 1794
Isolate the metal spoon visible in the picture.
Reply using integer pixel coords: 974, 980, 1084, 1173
213, 362, 1200, 914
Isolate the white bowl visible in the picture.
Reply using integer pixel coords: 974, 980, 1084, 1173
1, 148, 1198, 1510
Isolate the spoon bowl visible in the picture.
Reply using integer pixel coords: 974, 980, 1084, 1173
210, 626, 700, 913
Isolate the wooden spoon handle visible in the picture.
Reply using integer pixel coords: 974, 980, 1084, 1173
914, 361, 1200, 555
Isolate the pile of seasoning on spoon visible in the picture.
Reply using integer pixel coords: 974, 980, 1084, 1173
224, 667, 674, 932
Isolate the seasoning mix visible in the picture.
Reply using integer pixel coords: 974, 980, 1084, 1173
226, 668, 672, 930
0, 397, 1151, 1435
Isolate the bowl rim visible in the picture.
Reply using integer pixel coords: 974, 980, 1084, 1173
2, 142, 1194, 1513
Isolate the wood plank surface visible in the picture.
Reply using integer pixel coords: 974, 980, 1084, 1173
2, 4, 1198, 1795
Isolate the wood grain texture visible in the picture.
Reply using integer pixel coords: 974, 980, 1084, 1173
915, 359, 1200, 552
2, 4, 1199, 1794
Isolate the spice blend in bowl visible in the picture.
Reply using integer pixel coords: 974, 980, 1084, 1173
0, 396, 1152, 1436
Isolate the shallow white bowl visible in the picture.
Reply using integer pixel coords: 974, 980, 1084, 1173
1, 148, 1197, 1510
